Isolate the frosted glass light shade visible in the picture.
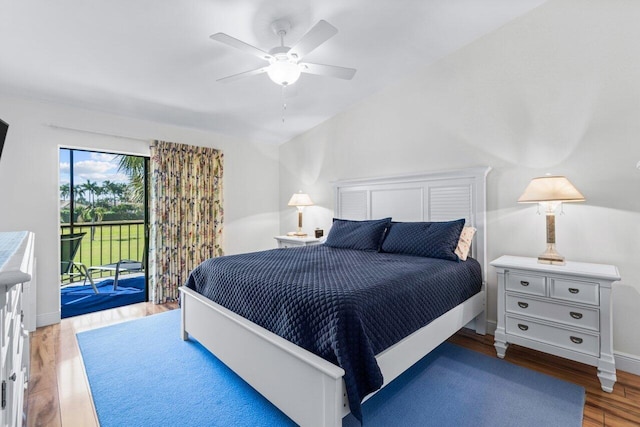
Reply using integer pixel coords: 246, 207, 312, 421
288, 193, 314, 207
267, 61, 301, 86
518, 176, 585, 203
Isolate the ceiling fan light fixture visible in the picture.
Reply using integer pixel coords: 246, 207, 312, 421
211, 19, 355, 86
267, 60, 301, 86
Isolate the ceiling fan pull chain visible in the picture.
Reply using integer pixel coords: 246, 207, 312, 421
281, 85, 287, 123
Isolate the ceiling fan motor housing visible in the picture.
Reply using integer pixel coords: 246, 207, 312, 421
270, 19, 292, 38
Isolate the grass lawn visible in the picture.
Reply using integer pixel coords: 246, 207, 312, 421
61, 222, 145, 283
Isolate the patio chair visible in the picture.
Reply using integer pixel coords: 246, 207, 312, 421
87, 258, 144, 291
61, 232, 98, 294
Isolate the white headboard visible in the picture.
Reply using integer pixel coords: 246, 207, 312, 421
333, 167, 491, 282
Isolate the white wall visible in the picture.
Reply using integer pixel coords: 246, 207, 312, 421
279, 0, 640, 366
0, 94, 280, 327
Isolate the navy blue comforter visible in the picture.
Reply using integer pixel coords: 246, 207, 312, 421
185, 245, 482, 421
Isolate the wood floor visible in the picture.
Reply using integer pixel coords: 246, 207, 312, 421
27, 302, 640, 427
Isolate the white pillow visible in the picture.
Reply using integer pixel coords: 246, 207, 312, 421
455, 226, 476, 261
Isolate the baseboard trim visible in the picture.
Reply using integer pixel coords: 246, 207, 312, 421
486, 319, 497, 335
614, 351, 640, 376
37, 310, 61, 328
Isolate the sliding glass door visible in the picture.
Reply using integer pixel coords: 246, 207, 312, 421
59, 148, 149, 316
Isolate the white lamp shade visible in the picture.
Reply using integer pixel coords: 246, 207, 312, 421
288, 193, 314, 207
518, 176, 585, 203
267, 61, 301, 86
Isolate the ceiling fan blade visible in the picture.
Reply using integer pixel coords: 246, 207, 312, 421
288, 20, 338, 60
210, 33, 273, 61
217, 67, 268, 83
299, 63, 356, 80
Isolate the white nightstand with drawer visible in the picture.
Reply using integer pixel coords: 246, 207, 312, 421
491, 255, 620, 392
274, 235, 322, 248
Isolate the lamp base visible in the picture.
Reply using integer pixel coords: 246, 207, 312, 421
286, 231, 308, 237
537, 243, 565, 266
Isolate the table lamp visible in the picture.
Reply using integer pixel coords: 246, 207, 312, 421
287, 192, 314, 237
518, 175, 585, 265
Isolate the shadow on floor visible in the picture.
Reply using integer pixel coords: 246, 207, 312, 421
61, 275, 146, 318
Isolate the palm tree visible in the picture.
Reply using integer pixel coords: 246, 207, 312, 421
60, 183, 70, 201
79, 180, 102, 240
115, 183, 128, 204
80, 180, 100, 207
95, 185, 105, 204
118, 156, 145, 204
73, 186, 87, 206
102, 180, 120, 206
79, 205, 106, 223
78, 205, 106, 240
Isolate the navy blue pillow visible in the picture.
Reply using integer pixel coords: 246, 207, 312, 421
380, 219, 465, 261
324, 218, 391, 251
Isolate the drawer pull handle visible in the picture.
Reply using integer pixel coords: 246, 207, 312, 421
570, 336, 583, 344
568, 288, 580, 294
518, 324, 529, 331
520, 281, 529, 287
570, 312, 583, 319
517, 302, 529, 309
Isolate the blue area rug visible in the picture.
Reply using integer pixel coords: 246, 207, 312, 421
61, 275, 146, 318
77, 310, 585, 427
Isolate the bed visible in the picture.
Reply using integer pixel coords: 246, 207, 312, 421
179, 167, 491, 426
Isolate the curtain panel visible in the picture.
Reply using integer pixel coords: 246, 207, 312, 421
149, 140, 224, 303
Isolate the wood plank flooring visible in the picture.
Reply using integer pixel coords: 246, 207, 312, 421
27, 303, 640, 426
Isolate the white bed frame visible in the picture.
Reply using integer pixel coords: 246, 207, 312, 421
179, 167, 491, 426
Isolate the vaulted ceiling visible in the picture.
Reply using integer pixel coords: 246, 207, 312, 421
0, 0, 547, 144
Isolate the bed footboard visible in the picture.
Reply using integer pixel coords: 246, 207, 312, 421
180, 286, 346, 427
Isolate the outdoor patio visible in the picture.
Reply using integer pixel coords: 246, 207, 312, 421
61, 273, 146, 318
61, 221, 147, 317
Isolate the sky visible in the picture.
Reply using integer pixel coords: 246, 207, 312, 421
59, 149, 131, 186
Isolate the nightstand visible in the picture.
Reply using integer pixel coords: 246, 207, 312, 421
491, 255, 620, 392
274, 235, 322, 249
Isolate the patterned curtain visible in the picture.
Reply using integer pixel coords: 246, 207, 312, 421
149, 141, 224, 303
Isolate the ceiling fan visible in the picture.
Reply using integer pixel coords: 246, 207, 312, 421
210, 19, 357, 87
